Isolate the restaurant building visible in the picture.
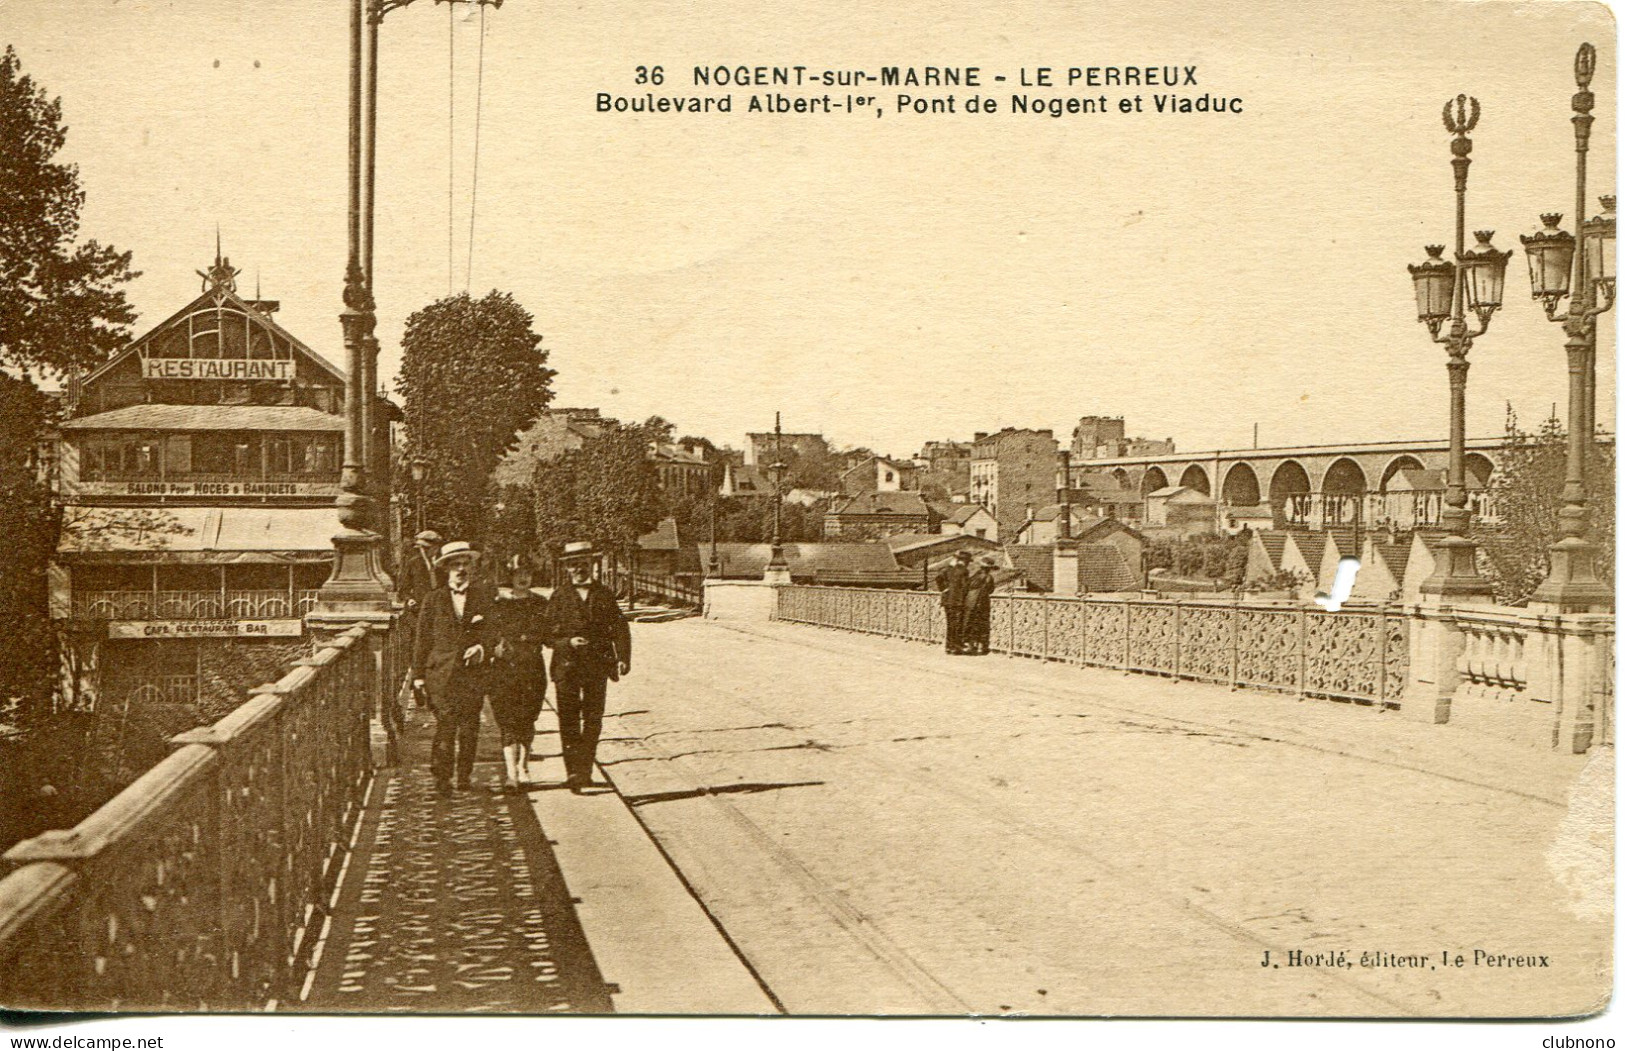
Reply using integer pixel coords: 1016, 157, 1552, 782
50, 253, 359, 752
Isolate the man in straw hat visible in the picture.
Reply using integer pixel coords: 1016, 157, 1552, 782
545, 541, 631, 793
412, 540, 494, 795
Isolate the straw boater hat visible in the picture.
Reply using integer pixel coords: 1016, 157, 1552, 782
414, 529, 444, 546
978, 554, 999, 567
433, 540, 480, 567
559, 540, 599, 562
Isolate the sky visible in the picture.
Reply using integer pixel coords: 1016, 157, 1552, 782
3, 0, 1617, 458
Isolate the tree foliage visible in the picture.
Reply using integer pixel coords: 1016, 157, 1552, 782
397, 291, 554, 545
1145, 531, 1250, 587
1481, 411, 1614, 605
532, 416, 668, 556
1, 46, 138, 377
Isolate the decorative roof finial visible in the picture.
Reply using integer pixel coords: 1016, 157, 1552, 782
198, 227, 239, 294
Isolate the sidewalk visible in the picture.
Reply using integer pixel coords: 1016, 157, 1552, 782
297, 697, 773, 1014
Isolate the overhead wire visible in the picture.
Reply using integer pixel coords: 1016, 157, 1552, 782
467, 2, 488, 293
447, 0, 456, 296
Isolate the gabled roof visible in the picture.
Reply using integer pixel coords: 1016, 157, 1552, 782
60, 404, 345, 431
883, 532, 1001, 555
1077, 543, 1140, 593
1324, 528, 1359, 558
1372, 541, 1411, 582
1147, 485, 1211, 501
1256, 531, 1289, 568
649, 442, 708, 465
1004, 545, 1054, 591
81, 280, 344, 391
827, 491, 935, 517
725, 464, 770, 493
697, 542, 917, 584
1288, 532, 1327, 568
1387, 468, 1447, 492
637, 517, 681, 551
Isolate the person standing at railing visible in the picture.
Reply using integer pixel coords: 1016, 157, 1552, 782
935, 550, 972, 654
546, 541, 631, 794
962, 555, 997, 655
490, 554, 548, 792
412, 541, 494, 796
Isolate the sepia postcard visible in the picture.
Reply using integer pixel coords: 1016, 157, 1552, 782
0, 0, 1618, 1044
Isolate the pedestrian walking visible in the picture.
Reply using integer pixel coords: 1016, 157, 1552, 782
398, 529, 443, 715
490, 555, 548, 792
935, 549, 972, 654
412, 540, 493, 796
963, 554, 997, 655
545, 541, 631, 794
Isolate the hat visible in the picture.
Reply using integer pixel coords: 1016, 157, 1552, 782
433, 540, 480, 567
414, 529, 444, 546
559, 540, 599, 562
954, 550, 973, 562
978, 554, 999, 567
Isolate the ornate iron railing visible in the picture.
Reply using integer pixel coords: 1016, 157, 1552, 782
776, 586, 1410, 707
0, 621, 392, 1012
72, 590, 322, 621
628, 570, 704, 608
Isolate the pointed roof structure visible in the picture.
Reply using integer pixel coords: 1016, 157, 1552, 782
78, 244, 344, 396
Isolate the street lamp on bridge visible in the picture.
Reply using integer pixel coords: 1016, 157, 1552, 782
317, 0, 503, 615
1407, 93, 1510, 601
1520, 42, 1616, 613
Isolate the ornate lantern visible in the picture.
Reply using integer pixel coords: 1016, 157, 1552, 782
1520, 213, 1575, 304
1408, 244, 1455, 329
1460, 230, 1512, 316
1582, 195, 1616, 290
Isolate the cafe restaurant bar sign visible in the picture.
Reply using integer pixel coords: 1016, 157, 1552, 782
108, 619, 304, 639
141, 358, 294, 381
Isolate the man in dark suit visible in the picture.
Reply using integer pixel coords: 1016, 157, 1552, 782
397, 529, 442, 717
935, 549, 973, 654
545, 541, 631, 793
412, 540, 493, 794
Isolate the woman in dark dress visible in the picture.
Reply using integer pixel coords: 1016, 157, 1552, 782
963, 555, 996, 655
489, 556, 549, 791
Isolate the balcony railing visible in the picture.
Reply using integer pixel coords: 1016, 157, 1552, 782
73, 590, 322, 621
0, 621, 400, 1011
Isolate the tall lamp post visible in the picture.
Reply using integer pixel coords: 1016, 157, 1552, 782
317, 0, 503, 614
1521, 42, 1615, 612
1407, 93, 1511, 601
764, 412, 791, 583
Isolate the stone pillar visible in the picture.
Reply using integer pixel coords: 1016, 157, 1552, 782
1052, 539, 1079, 597
704, 580, 780, 621
1403, 601, 1459, 724
1553, 614, 1609, 754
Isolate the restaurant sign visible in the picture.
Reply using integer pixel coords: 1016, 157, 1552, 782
141, 358, 294, 381
108, 619, 304, 639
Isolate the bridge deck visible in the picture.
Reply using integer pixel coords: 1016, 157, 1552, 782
598, 617, 1609, 1017
296, 614, 1609, 1017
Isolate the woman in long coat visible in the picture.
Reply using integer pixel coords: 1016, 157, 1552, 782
489, 556, 549, 790
962, 555, 997, 655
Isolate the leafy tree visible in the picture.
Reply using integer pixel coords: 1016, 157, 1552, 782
0, 47, 137, 849
532, 415, 667, 558
1480, 410, 1614, 605
397, 291, 554, 544
1, 47, 138, 377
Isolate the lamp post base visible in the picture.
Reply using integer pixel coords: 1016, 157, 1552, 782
1530, 536, 1613, 613
316, 528, 396, 613
1418, 534, 1495, 603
